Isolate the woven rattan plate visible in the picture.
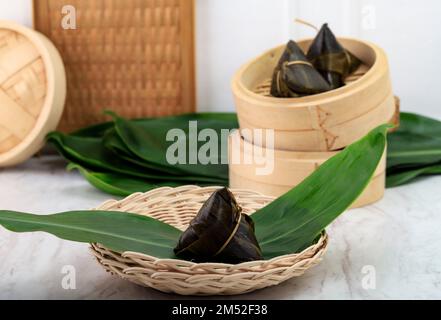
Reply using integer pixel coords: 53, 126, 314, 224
91, 186, 328, 296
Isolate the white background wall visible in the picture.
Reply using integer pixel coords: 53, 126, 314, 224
196, 0, 441, 118
2, 0, 441, 118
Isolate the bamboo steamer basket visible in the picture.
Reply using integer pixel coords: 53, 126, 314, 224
91, 186, 328, 296
232, 38, 395, 151
0, 21, 66, 167
228, 131, 386, 208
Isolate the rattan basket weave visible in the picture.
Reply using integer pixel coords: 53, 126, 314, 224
91, 186, 328, 296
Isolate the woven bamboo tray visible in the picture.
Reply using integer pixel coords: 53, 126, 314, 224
232, 38, 395, 152
91, 186, 328, 296
0, 21, 66, 167
33, 0, 195, 132
228, 131, 386, 208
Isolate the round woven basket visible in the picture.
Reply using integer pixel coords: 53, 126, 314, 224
90, 186, 328, 296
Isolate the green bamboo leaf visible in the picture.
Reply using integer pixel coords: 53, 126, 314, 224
102, 128, 189, 176
386, 164, 441, 188
0, 210, 182, 258
48, 132, 225, 184
70, 113, 238, 138
110, 113, 238, 180
385, 112, 441, 186
0, 125, 390, 263
252, 124, 390, 259
387, 112, 441, 168
67, 163, 184, 197
47, 113, 238, 185
71, 121, 115, 138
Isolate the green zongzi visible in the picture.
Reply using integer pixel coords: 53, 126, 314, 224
271, 40, 331, 97
174, 187, 262, 263
307, 23, 361, 89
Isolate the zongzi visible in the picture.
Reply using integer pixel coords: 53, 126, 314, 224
271, 40, 331, 97
307, 23, 361, 89
174, 187, 262, 264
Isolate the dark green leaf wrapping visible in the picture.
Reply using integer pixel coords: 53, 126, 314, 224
307, 23, 361, 89
216, 214, 262, 264
271, 40, 331, 97
174, 188, 262, 264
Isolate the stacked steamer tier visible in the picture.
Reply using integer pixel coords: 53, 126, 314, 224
230, 38, 397, 208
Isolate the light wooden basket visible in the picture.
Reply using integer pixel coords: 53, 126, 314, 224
0, 21, 66, 167
232, 38, 395, 152
90, 186, 328, 296
228, 131, 386, 208
33, 0, 195, 132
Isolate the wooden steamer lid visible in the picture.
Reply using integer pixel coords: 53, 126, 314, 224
0, 21, 66, 167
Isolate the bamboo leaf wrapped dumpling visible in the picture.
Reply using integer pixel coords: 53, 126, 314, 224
307, 23, 361, 89
271, 40, 331, 97
174, 187, 262, 264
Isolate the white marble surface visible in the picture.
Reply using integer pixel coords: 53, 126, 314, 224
1, 155, 441, 300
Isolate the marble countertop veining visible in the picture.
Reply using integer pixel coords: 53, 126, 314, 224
0, 155, 441, 300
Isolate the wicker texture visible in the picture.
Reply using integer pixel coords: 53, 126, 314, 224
91, 186, 328, 295
34, 0, 195, 132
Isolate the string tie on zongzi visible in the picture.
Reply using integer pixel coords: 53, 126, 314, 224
214, 214, 242, 257
285, 60, 313, 67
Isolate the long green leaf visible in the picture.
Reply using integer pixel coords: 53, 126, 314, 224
252, 124, 390, 259
1, 125, 389, 262
0, 210, 181, 258
387, 112, 441, 168
102, 128, 188, 176
111, 113, 238, 180
385, 112, 441, 187
386, 163, 441, 187
51, 112, 441, 194
68, 163, 185, 196
70, 113, 238, 138
71, 121, 115, 138
48, 132, 225, 184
